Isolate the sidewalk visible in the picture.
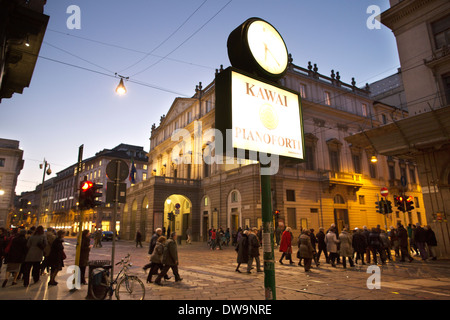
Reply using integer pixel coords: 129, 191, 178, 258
1, 239, 450, 300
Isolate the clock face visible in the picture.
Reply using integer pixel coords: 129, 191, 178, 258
247, 20, 288, 76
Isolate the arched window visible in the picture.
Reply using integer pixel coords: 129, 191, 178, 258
231, 191, 239, 203
333, 194, 345, 204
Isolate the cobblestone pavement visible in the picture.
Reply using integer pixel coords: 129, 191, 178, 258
1, 238, 449, 300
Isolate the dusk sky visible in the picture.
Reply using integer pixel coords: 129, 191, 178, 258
1, 0, 398, 194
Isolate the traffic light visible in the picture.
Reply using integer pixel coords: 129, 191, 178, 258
386, 200, 393, 214
79, 181, 103, 209
395, 195, 405, 212
168, 211, 175, 221
375, 200, 385, 214
405, 196, 414, 212
274, 210, 280, 216
79, 180, 93, 210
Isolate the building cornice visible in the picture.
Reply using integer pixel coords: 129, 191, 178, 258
381, 0, 437, 31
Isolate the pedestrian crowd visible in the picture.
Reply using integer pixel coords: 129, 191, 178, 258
232, 222, 438, 273
0, 226, 97, 289
0, 226, 72, 288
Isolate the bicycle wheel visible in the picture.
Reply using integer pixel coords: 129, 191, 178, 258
90, 269, 110, 300
115, 276, 145, 300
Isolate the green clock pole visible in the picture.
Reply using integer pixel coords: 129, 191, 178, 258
260, 164, 276, 300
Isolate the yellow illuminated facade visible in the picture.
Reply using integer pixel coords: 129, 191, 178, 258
122, 61, 427, 242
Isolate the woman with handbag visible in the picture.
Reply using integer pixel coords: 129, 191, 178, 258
279, 227, 294, 265
47, 230, 66, 286
22, 226, 47, 287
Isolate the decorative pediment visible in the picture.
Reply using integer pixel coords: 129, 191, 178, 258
160, 97, 197, 127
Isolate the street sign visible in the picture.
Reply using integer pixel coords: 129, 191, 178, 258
400, 175, 407, 187
106, 159, 129, 181
105, 182, 127, 204
380, 187, 389, 198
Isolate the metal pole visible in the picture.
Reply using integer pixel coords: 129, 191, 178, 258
110, 161, 121, 280
37, 159, 47, 227
260, 164, 276, 300
74, 145, 84, 268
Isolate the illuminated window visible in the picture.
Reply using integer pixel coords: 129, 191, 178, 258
324, 91, 331, 106
299, 84, 307, 98
362, 103, 368, 117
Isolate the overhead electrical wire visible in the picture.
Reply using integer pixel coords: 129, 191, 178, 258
118, 0, 209, 73
131, 0, 234, 77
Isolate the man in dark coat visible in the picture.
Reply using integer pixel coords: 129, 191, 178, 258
135, 230, 143, 248
414, 224, 428, 260
235, 230, 249, 272
316, 228, 328, 263
425, 225, 438, 260
352, 228, 367, 265
154, 232, 182, 285
247, 228, 262, 273
397, 223, 413, 262
368, 228, 386, 265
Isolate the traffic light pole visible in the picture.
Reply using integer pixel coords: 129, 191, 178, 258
110, 160, 121, 281
74, 145, 84, 268
260, 164, 276, 300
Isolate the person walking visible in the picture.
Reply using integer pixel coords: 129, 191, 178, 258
397, 223, 413, 262
143, 228, 170, 280
414, 223, 428, 260
135, 230, 143, 248
247, 228, 262, 273
325, 228, 340, 267
279, 227, 293, 265
380, 230, 392, 261
41, 227, 56, 275
210, 229, 217, 250
2, 229, 27, 287
147, 236, 166, 283
368, 228, 386, 265
23, 226, 47, 287
362, 226, 371, 264
409, 224, 419, 256
339, 227, 354, 268
235, 230, 249, 273
352, 228, 367, 265
79, 230, 92, 285
316, 227, 328, 264
298, 230, 314, 272
47, 230, 66, 286
154, 232, 182, 285
94, 229, 102, 248
309, 229, 319, 267
389, 226, 400, 258
425, 225, 438, 260
0, 228, 8, 274
186, 227, 192, 244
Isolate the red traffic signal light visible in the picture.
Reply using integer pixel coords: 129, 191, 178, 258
81, 181, 93, 191
79, 180, 102, 210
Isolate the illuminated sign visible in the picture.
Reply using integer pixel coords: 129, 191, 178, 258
231, 71, 303, 159
215, 67, 304, 161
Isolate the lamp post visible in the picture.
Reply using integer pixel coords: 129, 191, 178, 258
37, 159, 52, 227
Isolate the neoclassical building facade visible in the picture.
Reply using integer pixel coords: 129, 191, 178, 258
121, 60, 427, 242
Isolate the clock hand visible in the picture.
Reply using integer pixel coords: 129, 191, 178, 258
267, 47, 281, 66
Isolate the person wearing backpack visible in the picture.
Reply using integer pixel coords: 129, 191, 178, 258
23, 226, 47, 287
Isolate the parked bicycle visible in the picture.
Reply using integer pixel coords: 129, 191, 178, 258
90, 253, 145, 300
